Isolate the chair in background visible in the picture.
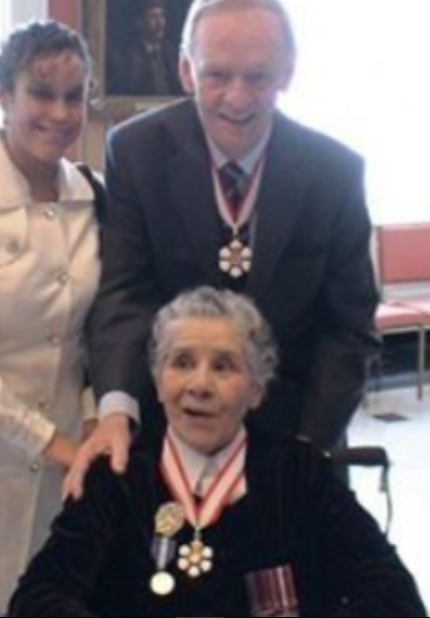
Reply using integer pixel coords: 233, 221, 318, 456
372, 223, 430, 398
331, 445, 392, 534
374, 304, 427, 398
377, 223, 430, 294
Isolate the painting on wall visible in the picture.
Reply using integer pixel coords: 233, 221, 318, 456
83, 0, 191, 118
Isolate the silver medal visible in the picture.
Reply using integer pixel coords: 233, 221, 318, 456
149, 570, 176, 596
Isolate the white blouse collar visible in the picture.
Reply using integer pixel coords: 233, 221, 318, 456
0, 132, 94, 210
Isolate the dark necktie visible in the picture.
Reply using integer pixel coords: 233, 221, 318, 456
219, 160, 247, 213
149, 45, 169, 95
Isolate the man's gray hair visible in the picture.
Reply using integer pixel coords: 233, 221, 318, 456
149, 286, 278, 392
180, 0, 296, 62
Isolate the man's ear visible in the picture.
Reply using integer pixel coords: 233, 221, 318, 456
178, 53, 195, 94
278, 60, 295, 93
249, 383, 264, 411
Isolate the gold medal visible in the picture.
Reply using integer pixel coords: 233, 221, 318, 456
149, 570, 176, 596
155, 502, 185, 537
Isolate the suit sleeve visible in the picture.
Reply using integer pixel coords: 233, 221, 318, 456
87, 129, 162, 406
297, 156, 379, 448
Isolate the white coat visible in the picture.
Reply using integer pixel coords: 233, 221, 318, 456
0, 138, 100, 613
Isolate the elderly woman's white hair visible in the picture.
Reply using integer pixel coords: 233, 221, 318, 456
149, 285, 278, 393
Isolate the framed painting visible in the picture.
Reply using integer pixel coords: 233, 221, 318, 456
83, 0, 191, 117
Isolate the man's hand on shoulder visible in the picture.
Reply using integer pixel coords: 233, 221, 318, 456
63, 412, 132, 501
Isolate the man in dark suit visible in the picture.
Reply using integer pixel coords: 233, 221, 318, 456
67, 0, 378, 494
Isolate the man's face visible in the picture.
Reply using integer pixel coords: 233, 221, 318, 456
141, 7, 166, 43
179, 6, 294, 159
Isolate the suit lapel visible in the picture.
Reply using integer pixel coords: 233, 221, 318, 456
165, 107, 222, 283
248, 114, 311, 297
162, 105, 312, 290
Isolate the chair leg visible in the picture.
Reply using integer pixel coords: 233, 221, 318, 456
362, 357, 373, 408
418, 327, 425, 399
366, 351, 383, 402
330, 446, 392, 535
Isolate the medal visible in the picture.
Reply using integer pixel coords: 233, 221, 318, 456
150, 502, 184, 596
150, 535, 177, 596
149, 569, 176, 596
177, 534, 214, 578
219, 237, 252, 278
212, 154, 265, 279
160, 429, 247, 581
245, 565, 299, 617
155, 501, 185, 537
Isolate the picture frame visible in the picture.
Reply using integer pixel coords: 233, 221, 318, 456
82, 0, 191, 118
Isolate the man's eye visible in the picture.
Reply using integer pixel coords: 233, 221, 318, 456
248, 72, 271, 88
205, 71, 229, 85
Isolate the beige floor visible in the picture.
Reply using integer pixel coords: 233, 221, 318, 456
349, 386, 430, 610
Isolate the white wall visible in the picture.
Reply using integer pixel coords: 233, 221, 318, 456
282, 0, 430, 224
11, 0, 47, 25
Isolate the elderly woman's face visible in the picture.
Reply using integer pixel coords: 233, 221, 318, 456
155, 316, 263, 455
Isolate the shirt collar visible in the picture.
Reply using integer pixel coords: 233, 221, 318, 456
207, 126, 272, 175
167, 425, 247, 495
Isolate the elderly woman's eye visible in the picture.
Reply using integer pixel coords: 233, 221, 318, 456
170, 352, 193, 369
213, 355, 236, 373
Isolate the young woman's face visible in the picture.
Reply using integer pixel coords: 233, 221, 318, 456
0, 50, 89, 170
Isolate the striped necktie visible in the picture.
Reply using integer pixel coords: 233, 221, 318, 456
219, 160, 247, 212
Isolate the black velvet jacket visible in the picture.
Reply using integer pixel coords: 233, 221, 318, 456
8, 433, 426, 617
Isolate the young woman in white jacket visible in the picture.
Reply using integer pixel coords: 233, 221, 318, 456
0, 20, 101, 614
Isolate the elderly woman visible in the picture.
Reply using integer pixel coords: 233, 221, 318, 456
8, 287, 425, 617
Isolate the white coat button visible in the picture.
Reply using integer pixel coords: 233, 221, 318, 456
29, 462, 41, 473
44, 207, 56, 219
38, 398, 52, 413
47, 334, 61, 347
57, 271, 69, 285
